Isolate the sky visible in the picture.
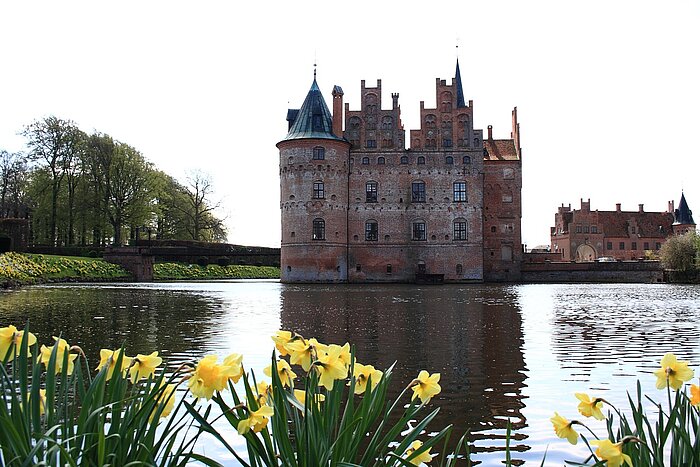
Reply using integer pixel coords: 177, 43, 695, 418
1, 1, 698, 249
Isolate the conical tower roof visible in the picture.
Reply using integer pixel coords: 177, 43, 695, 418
282, 78, 344, 142
674, 192, 695, 225
455, 59, 466, 108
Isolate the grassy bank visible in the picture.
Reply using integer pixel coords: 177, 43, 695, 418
0, 252, 280, 287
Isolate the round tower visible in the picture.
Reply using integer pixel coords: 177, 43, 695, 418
277, 77, 351, 282
672, 192, 696, 235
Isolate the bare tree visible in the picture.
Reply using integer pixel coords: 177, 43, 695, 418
176, 170, 227, 242
0, 150, 29, 218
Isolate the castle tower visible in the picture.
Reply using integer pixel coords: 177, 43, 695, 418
672, 192, 696, 235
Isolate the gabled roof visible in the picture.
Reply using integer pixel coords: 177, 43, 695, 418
483, 139, 519, 161
282, 79, 344, 142
455, 59, 466, 108
674, 192, 695, 225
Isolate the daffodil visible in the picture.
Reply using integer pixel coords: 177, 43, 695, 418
188, 354, 240, 399
40, 337, 78, 375
653, 353, 694, 390
96, 349, 132, 381
575, 392, 605, 420
0, 325, 37, 359
30, 388, 47, 416
223, 353, 244, 383
237, 405, 274, 435
285, 337, 323, 371
129, 351, 162, 383
256, 381, 271, 405
353, 362, 383, 395
326, 342, 351, 368
294, 389, 326, 406
404, 440, 433, 465
313, 344, 348, 390
690, 384, 700, 407
550, 412, 578, 445
411, 370, 441, 404
271, 330, 293, 356
590, 439, 632, 467
152, 382, 177, 420
264, 358, 297, 388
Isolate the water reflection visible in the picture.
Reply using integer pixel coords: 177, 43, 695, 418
280, 284, 528, 462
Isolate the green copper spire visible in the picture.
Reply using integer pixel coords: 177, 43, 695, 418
283, 77, 344, 142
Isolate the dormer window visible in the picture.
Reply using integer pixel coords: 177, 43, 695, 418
312, 115, 323, 131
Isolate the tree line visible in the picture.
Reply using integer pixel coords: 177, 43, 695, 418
1, 116, 226, 247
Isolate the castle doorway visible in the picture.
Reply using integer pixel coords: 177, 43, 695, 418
576, 244, 596, 262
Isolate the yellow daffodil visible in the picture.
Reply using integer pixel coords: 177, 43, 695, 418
590, 439, 632, 467
550, 412, 578, 445
690, 384, 700, 407
40, 337, 78, 375
256, 381, 271, 405
294, 389, 326, 406
152, 382, 177, 420
313, 344, 348, 390
353, 363, 383, 395
271, 330, 293, 356
264, 358, 297, 388
575, 392, 605, 420
223, 353, 244, 383
285, 337, 323, 372
653, 353, 694, 390
187, 354, 240, 399
411, 370, 441, 404
129, 351, 162, 383
325, 342, 351, 368
0, 325, 37, 359
96, 349, 132, 381
237, 405, 274, 435
404, 440, 433, 465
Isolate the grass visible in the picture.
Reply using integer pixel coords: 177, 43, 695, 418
153, 262, 280, 280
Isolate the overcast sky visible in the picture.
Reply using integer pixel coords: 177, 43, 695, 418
1, 1, 698, 248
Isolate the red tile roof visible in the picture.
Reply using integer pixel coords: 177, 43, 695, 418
484, 139, 519, 161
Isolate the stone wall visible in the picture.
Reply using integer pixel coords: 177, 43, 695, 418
521, 260, 664, 283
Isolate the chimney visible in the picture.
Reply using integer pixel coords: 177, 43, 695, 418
638, 204, 644, 212
668, 200, 675, 213
392, 93, 399, 110
487, 125, 493, 140
511, 107, 521, 159
616, 203, 622, 212
332, 85, 344, 138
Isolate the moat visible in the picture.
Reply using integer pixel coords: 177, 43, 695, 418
1, 281, 699, 465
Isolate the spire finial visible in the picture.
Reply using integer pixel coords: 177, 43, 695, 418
313, 50, 317, 80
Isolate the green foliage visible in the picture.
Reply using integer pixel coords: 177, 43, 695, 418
660, 231, 699, 276
0, 328, 209, 466
0, 252, 130, 285
153, 262, 280, 280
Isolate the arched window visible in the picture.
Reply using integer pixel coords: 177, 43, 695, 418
453, 219, 467, 240
417, 156, 425, 165
411, 181, 426, 202
378, 156, 386, 165
425, 114, 437, 129
366, 181, 378, 203
362, 157, 370, 165
446, 156, 454, 165
412, 220, 427, 241
312, 219, 325, 240
312, 147, 325, 160
382, 116, 393, 129
453, 181, 467, 202
400, 155, 409, 164
313, 181, 325, 199
365, 220, 378, 241
463, 155, 471, 164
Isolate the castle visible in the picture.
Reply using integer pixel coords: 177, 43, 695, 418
277, 61, 522, 283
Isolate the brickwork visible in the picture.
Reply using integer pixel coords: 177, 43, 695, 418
278, 63, 522, 283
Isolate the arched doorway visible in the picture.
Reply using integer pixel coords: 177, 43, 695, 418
575, 244, 596, 262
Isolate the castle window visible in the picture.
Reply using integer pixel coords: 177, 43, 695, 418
313, 181, 325, 199
356, 264, 362, 272
366, 140, 377, 148
425, 114, 437, 129
491, 226, 497, 233
453, 182, 467, 202
607, 242, 613, 250
378, 156, 386, 165
502, 193, 513, 203
417, 156, 425, 165
644, 242, 650, 250
366, 181, 378, 203
313, 147, 325, 160
411, 181, 426, 203
400, 155, 409, 164
473, 137, 480, 147
583, 226, 589, 233
445, 156, 454, 165
362, 157, 370, 165
591, 225, 598, 233
443, 139, 452, 148
365, 220, 378, 241
463, 155, 471, 164
576, 225, 582, 233
382, 116, 393, 129
619, 242, 625, 250
632, 242, 637, 250
412, 221, 426, 241
312, 219, 325, 240
453, 220, 467, 240
456, 264, 463, 275
386, 264, 392, 274
349, 116, 361, 129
